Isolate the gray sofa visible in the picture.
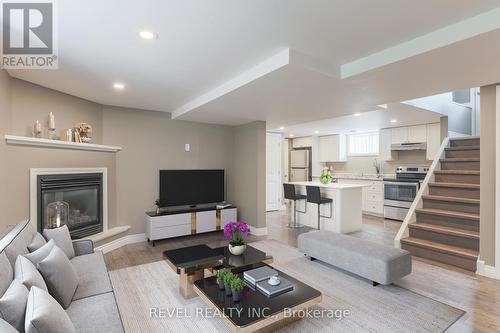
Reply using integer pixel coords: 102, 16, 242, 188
0, 220, 124, 332
298, 230, 412, 285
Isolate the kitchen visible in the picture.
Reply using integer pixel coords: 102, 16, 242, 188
280, 117, 445, 225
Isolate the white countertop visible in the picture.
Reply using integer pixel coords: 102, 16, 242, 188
287, 181, 367, 189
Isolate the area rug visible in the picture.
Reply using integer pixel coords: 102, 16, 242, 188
109, 239, 464, 333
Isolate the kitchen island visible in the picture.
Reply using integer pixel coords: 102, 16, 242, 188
286, 181, 366, 233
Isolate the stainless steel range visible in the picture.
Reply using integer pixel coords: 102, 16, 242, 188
383, 165, 429, 221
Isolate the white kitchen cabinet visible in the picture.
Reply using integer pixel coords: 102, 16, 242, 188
426, 123, 441, 160
318, 135, 346, 162
408, 125, 427, 143
391, 127, 408, 144
292, 136, 313, 148
379, 128, 397, 161
337, 179, 384, 216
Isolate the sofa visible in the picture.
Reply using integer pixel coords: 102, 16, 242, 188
0, 220, 124, 332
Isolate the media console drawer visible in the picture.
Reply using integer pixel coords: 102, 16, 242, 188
149, 213, 191, 228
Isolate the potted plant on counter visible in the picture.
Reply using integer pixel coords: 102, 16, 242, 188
216, 268, 230, 290
154, 199, 161, 215
224, 221, 251, 255
223, 272, 235, 296
229, 276, 245, 302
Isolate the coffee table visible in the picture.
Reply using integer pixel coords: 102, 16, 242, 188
193, 265, 322, 333
163, 244, 273, 299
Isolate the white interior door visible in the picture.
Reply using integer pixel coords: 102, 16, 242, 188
266, 133, 282, 211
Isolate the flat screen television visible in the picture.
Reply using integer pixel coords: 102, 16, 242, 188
159, 169, 224, 207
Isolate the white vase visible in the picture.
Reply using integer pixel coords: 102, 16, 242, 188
229, 244, 246, 255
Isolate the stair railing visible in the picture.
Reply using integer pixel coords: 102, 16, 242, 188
394, 137, 450, 248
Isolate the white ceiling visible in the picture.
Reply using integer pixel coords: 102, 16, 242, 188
7, 0, 500, 128
276, 103, 442, 138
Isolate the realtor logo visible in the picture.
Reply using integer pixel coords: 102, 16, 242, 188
1, 0, 58, 69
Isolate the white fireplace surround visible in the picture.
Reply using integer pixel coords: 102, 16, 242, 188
29, 167, 129, 242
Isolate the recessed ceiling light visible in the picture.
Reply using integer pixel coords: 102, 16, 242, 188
390, 119, 397, 123
314, 130, 319, 134
378, 104, 388, 109
113, 82, 125, 90
279, 126, 285, 130
139, 31, 157, 40
354, 113, 361, 116
289, 134, 295, 137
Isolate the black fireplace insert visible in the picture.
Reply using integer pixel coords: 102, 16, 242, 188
37, 173, 103, 238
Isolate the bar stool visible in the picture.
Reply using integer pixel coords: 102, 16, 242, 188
283, 183, 307, 228
306, 186, 332, 230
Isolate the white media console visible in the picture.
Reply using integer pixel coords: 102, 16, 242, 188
145, 206, 237, 246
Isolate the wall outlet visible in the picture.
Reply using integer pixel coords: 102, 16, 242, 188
185, 143, 190, 152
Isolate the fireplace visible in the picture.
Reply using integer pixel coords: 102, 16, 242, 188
36, 173, 104, 238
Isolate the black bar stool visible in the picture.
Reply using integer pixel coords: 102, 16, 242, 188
283, 183, 307, 228
306, 186, 332, 230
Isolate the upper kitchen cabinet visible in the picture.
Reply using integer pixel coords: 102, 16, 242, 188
292, 136, 313, 148
426, 123, 441, 160
391, 124, 427, 144
379, 128, 397, 161
319, 134, 347, 162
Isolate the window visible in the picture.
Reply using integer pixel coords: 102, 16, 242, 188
348, 132, 379, 156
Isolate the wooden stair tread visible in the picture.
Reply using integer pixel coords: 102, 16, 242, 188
440, 158, 480, 162
422, 195, 480, 205
445, 146, 480, 151
416, 208, 480, 221
409, 223, 479, 239
434, 170, 480, 175
401, 237, 479, 259
428, 182, 480, 189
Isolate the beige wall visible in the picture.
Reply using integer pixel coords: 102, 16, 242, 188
480, 85, 496, 266
0, 70, 12, 230
102, 106, 235, 234
327, 150, 430, 175
0, 74, 266, 239
232, 121, 267, 229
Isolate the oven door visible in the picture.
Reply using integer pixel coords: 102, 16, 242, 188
384, 182, 419, 203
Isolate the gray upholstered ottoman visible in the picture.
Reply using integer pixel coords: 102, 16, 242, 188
298, 230, 411, 285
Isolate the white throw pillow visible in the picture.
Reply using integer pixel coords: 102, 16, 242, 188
0, 279, 29, 332
27, 233, 47, 253
37, 246, 78, 309
42, 225, 75, 259
24, 239, 55, 266
25, 286, 76, 333
14, 256, 47, 292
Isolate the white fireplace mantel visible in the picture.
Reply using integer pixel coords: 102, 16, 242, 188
30, 168, 128, 242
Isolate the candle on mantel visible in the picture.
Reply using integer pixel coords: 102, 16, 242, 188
34, 120, 41, 134
48, 112, 55, 130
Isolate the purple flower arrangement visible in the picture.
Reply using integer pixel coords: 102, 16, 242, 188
223, 221, 251, 246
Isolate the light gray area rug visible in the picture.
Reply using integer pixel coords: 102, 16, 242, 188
109, 239, 464, 333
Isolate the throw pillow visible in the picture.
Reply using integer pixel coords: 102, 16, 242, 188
37, 246, 78, 309
42, 225, 75, 259
0, 318, 19, 333
27, 233, 47, 253
25, 286, 76, 333
0, 279, 29, 332
24, 239, 55, 266
14, 256, 47, 292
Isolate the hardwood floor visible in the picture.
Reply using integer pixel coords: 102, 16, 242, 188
105, 207, 500, 332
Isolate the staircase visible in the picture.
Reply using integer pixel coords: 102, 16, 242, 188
400, 137, 480, 271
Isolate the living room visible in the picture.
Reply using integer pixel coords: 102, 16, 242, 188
1, 1, 500, 333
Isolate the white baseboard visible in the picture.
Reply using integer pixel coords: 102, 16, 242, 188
250, 226, 268, 236
96, 233, 147, 254
476, 260, 499, 279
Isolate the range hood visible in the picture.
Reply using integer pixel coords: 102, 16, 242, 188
391, 142, 426, 151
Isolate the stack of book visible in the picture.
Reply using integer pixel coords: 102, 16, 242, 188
243, 266, 293, 297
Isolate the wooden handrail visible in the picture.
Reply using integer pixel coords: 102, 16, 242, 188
394, 137, 450, 248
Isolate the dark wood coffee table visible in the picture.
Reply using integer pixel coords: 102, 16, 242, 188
163, 244, 273, 299
193, 265, 322, 333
